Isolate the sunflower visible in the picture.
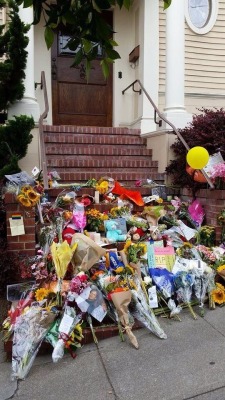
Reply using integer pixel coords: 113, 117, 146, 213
123, 240, 132, 253
20, 185, 32, 193
27, 189, 40, 202
211, 285, 225, 305
217, 265, 225, 273
18, 196, 32, 208
35, 288, 51, 301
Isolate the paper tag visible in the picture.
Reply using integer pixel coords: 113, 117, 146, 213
94, 191, 99, 204
148, 286, 158, 308
9, 216, 25, 236
58, 314, 74, 334
32, 166, 40, 176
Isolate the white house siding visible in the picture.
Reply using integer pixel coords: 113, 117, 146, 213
158, 2, 166, 112
185, 0, 225, 114
158, 1, 225, 116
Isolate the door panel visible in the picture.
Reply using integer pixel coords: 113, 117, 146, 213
52, 14, 113, 126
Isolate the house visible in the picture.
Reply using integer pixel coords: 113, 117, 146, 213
1, 0, 224, 177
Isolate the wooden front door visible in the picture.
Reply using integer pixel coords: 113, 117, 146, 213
51, 24, 113, 126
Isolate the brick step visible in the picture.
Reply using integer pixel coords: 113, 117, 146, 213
48, 186, 160, 198
44, 133, 146, 146
47, 156, 156, 169
45, 144, 153, 156
43, 125, 141, 136
57, 171, 165, 183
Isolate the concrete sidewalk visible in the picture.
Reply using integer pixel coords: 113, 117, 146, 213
1, 306, 225, 400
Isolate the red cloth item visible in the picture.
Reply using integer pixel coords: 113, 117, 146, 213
62, 227, 76, 244
112, 181, 144, 206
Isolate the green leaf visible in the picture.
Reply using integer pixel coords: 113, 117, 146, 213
92, 0, 102, 13
108, 39, 118, 47
44, 26, 54, 50
100, 59, 109, 79
105, 48, 120, 60
163, 0, 172, 10
70, 49, 83, 67
81, 38, 93, 54
23, 0, 33, 7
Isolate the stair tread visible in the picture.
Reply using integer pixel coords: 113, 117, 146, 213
43, 125, 165, 186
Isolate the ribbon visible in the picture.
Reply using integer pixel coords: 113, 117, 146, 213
59, 332, 77, 359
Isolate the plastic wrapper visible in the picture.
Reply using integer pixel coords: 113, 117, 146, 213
130, 278, 167, 339
12, 307, 55, 380
174, 271, 197, 319
188, 199, 205, 228
72, 202, 86, 233
191, 264, 213, 314
149, 268, 175, 299
52, 306, 81, 363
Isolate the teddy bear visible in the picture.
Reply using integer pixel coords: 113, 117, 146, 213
105, 220, 127, 243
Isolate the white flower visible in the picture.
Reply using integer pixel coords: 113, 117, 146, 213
144, 276, 152, 285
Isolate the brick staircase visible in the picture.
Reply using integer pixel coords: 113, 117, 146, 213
43, 125, 165, 185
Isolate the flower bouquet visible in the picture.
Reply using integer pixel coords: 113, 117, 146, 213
94, 269, 138, 348
11, 306, 56, 380
173, 271, 197, 319
130, 276, 167, 339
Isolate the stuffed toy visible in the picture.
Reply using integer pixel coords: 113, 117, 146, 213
128, 226, 146, 242
105, 220, 127, 243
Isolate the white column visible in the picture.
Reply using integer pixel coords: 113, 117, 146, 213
162, 0, 191, 129
139, 0, 159, 133
8, 6, 40, 124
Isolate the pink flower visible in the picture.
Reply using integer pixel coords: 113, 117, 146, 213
210, 162, 225, 179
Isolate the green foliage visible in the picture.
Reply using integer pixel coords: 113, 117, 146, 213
0, 115, 34, 178
0, 0, 29, 112
15, 0, 172, 77
166, 108, 225, 192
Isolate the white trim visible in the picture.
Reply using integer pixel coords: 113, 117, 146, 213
185, 0, 218, 35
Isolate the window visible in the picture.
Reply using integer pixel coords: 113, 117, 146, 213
185, 0, 218, 34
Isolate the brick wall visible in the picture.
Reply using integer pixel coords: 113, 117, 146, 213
5, 193, 36, 256
5, 187, 225, 256
180, 188, 225, 243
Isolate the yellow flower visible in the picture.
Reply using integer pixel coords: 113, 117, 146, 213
156, 198, 163, 204
216, 282, 225, 291
27, 189, 39, 202
96, 181, 109, 194
123, 240, 132, 253
217, 265, 225, 273
21, 185, 32, 193
35, 288, 51, 301
17, 195, 32, 208
115, 267, 124, 274
211, 286, 225, 305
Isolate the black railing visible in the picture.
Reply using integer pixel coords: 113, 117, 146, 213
122, 79, 214, 189
38, 71, 49, 190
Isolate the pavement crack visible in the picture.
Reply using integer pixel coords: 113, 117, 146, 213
204, 318, 225, 338
183, 383, 225, 400
96, 343, 119, 400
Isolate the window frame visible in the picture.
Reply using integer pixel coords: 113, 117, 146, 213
185, 0, 218, 35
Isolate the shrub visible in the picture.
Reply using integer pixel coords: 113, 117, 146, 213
166, 108, 225, 192
0, 115, 34, 178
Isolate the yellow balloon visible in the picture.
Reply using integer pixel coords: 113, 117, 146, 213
186, 146, 209, 170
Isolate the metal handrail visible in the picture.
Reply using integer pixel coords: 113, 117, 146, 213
122, 79, 214, 189
38, 71, 49, 190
